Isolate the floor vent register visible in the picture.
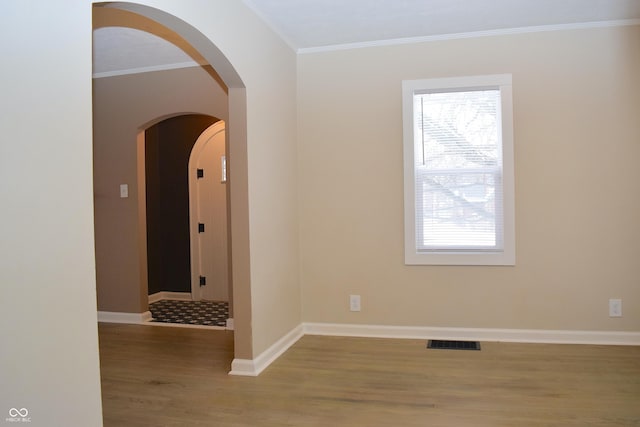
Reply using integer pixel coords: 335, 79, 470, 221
427, 339, 481, 351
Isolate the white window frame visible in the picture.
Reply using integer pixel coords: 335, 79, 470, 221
402, 74, 515, 266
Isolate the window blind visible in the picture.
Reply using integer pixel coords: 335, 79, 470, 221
413, 89, 503, 251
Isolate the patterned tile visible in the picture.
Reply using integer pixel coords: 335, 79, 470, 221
149, 299, 229, 327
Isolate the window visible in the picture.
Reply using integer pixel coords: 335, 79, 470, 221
402, 74, 515, 265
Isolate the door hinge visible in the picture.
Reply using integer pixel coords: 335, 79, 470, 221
199, 276, 206, 287
197, 168, 204, 179
198, 223, 205, 233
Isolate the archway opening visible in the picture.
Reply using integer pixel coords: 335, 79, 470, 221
92, 1, 251, 361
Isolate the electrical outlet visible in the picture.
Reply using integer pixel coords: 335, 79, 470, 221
609, 299, 622, 317
349, 295, 361, 312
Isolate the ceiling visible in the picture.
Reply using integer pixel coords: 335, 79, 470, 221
93, 0, 640, 77
244, 0, 640, 51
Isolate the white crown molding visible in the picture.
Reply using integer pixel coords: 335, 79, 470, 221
297, 19, 640, 54
229, 324, 304, 376
302, 322, 640, 346
92, 61, 202, 79
98, 311, 153, 324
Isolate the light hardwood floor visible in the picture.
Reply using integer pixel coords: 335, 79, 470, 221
98, 323, 640, 426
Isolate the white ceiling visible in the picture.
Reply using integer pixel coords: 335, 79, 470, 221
244, 0, 640, 51
93, 27, 206, 76
93, 0, 640, 77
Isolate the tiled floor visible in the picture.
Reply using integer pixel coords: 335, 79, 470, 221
149, 299, 229, 327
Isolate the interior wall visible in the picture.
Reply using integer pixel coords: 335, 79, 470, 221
2, 1, 296, 422
93, 65, 228, 312
145, 114, 219, 295
297, 25, 640, 332
0, 1, 103, 425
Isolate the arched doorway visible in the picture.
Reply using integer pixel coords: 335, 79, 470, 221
94, 1, 252, 361
143, 115, 222, 297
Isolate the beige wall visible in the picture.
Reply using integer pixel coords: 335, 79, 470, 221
93, 65, 228, 313
298, 25, 640, 332
0, 1, 103, 425
6, 4, 634, 425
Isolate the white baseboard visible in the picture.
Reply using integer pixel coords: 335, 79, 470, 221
302, 322, 640, 346
98, 311, 153, 324
228, 359, 255, 376
229, 324, 304, 377
230, 321, 640, 377
148, 291, 192, 304
98, 315, 639, 376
